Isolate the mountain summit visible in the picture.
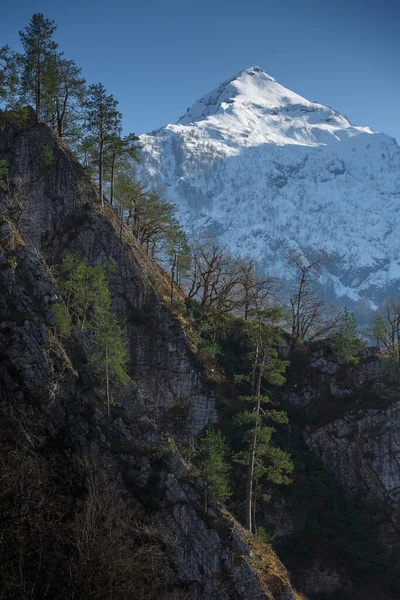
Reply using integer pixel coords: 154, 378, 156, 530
176, 66, 372, 147
177, 66, 285, 124
138, 68, 400, 311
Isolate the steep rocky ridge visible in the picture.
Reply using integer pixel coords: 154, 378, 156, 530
0, 110, 216, 436
0, 110, 300, 600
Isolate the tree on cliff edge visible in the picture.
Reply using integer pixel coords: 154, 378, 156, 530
0, 45, 21, 108
19, 13, 58, 120
84, 83, 121, 206
371, 300, 400, 360
42, 54, 86, 140
332, 307, 366, 365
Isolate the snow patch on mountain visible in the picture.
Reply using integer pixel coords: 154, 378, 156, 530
138, 67, 400, 311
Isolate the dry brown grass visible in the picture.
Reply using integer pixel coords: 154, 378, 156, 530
98, 204, 203, 352
218, 512, 308, 600
99, 203, 177, 297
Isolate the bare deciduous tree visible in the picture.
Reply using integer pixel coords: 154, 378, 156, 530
238, 259, 280, 321
288, 251, 339, 347
187, 239, 282, 321
371, 299, 400, 358
188, 238, 246, 315
0, 407, 189, 600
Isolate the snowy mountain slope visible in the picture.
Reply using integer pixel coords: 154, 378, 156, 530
138, 66, 400, 309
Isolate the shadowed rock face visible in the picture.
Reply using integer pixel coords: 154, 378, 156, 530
0, 113, 299, 600
0, 110, 216, 436
306, 401, 400, 549
280, 341, 400, 551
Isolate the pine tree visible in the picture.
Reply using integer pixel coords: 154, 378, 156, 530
76, 135, 98, 175
105, 130, 140, 205
137, 191, 179, 257
194, 427, 231, 517
234, 303, 292, 532
53, 303, 72, 337
90, 284, 130, 423
84, 83, 121, 206
114, 164, 146, 240
114, 165, 181, 258
0, 45, 21, 108
43, 54, 86, 140
59, 254, 107, 330
19, 13, 58, 120
168, 229, 191, 302
234, 361, 292, 532
57, 254, 128, 421
331, 307, 366, 365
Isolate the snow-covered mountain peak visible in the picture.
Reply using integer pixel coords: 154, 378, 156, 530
138, 69, 400, 314
177, 65, 309, 127
170, 66, 372, 149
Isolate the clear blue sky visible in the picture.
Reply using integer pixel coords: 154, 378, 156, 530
1, 0, 399, 141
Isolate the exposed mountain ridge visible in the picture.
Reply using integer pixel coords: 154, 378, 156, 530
138, 67, 400, 312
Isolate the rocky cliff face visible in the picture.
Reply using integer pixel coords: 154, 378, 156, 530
297, 348, 400, 550
3, 110, 400, 600
0, 110, 300, 600
307, 399, 400, 549
0, 110, 216, 436
272, 343, 400, 598
285, 343, 400, 543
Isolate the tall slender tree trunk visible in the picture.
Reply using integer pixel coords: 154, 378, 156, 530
175, 253, 180, 285
57, 96, 68, 140
170, 253, 177, 303
245, 428, 257, 531
119, 207, 124, 241
251, 342, 259, 392
57, 115, 63, 140
99, 134, 104, 207
36, 54, 41, 121
252, 479, 258, 533
246, 365, 263, 531
245, 320, 264, 531
105, 342, 110, 429
110, 151, 116, 206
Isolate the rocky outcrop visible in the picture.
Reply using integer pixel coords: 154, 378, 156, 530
0, 111, 300, 600
305, 400, 400, 548
281, 341, 400, 551
0, 109, 216, 436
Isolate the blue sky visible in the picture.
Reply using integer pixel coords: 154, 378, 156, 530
1, 0, 399, 141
